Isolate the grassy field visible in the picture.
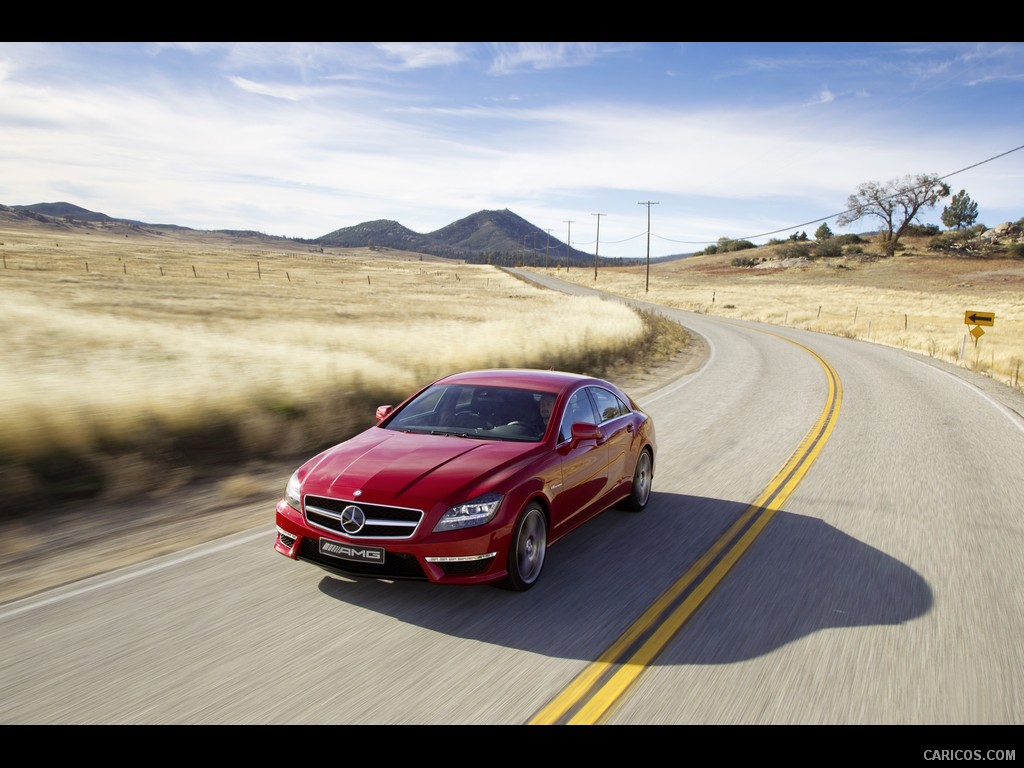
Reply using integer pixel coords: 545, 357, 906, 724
534, 237, 1024, 392
3, 218, 1021, 515
0, 219, 689, 512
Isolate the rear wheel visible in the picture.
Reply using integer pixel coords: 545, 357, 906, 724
620, 448, 653, 512
498, 503, 547, 591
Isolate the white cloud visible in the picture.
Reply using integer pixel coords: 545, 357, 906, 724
1, 42, 1021, 256
372, 42, 468, 70
812, 86, 835, 104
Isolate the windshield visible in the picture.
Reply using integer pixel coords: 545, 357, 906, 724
383, 384, 556, 442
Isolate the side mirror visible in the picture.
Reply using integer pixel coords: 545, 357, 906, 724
570, 422, 602, 445
375, 405, 393, 421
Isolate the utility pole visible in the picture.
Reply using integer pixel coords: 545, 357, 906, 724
592, 212, 605, 280
638, 201, 659, 292
564, 220, 575, 272
545, 229, 552, 269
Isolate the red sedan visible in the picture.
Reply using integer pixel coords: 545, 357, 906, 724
274, 369, 655, 591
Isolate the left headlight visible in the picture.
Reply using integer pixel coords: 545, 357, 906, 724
433, 493, 503, 532
285, 471, 302, 511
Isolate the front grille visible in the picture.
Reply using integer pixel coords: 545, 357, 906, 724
304, 495, 423, 539
297, 539, 427, 580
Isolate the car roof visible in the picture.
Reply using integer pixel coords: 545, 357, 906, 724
434, 368, 601, 393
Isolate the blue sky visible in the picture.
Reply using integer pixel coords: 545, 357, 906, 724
1, 42, 1022, 258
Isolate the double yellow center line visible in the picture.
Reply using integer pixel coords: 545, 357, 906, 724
530, 333, 842, 725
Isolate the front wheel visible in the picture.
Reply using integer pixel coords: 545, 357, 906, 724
620, 448, 653, 512
498, 503, 547, 591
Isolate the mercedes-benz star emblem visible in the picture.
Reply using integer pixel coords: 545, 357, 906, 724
340, 505, 366, 534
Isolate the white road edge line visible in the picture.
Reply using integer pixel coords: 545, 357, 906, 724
912, 357, 1024, 435
0, 526, 274, 621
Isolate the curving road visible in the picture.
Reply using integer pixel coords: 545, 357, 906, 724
1, 273, 1022, 725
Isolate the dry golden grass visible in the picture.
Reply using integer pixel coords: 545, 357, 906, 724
6, 219, 1019, 515
1, 221, 680, 511
535, 240, 1024, 391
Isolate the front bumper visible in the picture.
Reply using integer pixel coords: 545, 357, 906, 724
274, 499, 508, 585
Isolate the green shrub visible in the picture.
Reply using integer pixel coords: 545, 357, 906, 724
928, 228, 976, 250
835, 233, 863, 245
777, 242, 811, 259
731, 256, 758, 267
27, 450, 105, 502
816, 239, 844, 257
718, 238, 756, 252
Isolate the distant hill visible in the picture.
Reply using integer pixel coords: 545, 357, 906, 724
11, 201, 117, 222
4, 202, 177, 231
316, 209, 600, 266
4, 202, 688, 266
317, 219, 436, 253
430, 209, 586, 265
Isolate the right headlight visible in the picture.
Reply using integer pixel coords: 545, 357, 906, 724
433, 493, 503, 532
284, 471, 302, 511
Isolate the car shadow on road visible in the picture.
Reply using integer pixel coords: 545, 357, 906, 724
315, 490, 933, 665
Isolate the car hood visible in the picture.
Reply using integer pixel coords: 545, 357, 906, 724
299, 428, 539, 506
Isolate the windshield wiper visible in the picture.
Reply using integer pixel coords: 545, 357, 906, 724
431, 429, 486, 439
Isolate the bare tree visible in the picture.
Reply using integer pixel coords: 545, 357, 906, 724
837, 173, 950, 256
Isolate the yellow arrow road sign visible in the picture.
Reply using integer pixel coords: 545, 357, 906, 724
964, 310, 995, 326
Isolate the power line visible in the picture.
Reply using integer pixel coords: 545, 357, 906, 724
727, 144, 1024, 243
940, 143, 1024, 182
584, 143, 1024, 249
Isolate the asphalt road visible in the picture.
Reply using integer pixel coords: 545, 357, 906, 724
2, 274, 1023, 726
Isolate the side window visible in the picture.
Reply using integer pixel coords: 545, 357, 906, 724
558, 389, 600, 443
588, 387, 630, 424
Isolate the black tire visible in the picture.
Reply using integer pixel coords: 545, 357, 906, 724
620, 448, 653, 512
498, 503, 547, 591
